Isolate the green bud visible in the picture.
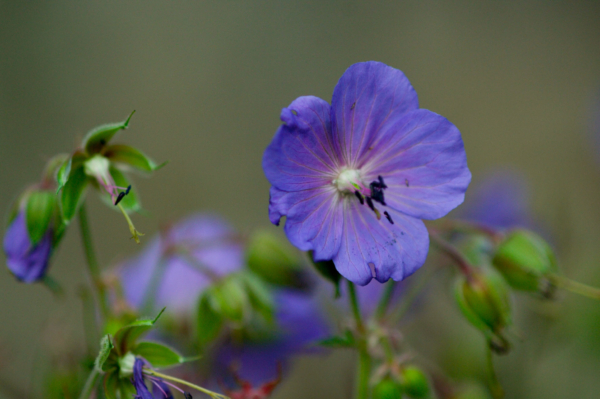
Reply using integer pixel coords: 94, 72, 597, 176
455, 266, 511, 353
246, 230, 307, 288
373, 377, 404, 399
211, 276, 249, 322
117, 352, 136, 378
492, 229, 557, 297
401, 366, 430, 398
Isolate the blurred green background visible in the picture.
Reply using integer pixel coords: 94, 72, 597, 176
1, 1, 600, 398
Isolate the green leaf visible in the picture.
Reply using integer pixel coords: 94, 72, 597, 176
60, 166, 90, 224
196, 293, 223, 346
113, 308, 165, 356
132, 341, 190, 369
108, 166, 141, 213
94, 335, 115, 372
103, 144, 166, 173
25, 190, 56, 245
318, 330, 356, 348
83, 111, 135, 155
55, 157, 72, 194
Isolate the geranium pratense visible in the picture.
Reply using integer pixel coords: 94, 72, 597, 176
263, 61, 471, 285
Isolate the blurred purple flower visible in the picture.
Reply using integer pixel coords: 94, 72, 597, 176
119, 213, 244, 315
3, 211, 53, 283
216, 289, 330, 387
460, 171, 533, 230
263, 61, 471, 285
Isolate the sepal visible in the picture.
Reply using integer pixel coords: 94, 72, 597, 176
104, 144, 166, 173
59, 166, 90, 223
309, 253, 342, 297
83, 111, 135, 155
25, 190, 56, 245
113, 308, 165, 355
132, 341, 192, 369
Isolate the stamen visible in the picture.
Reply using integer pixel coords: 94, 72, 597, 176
384, 211, 394, 225
185, 393, 193, 399
374, 208, 382, 221
378, 175, 387, 188
366, 197, 375, 211
114, 185, 132, 206
370, 182, 386, 205
354, 190, 364, 205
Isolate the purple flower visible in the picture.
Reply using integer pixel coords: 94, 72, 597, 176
263, 61, 471, 285
459, 171, 533, 230
216, 289, 330, 387
119, 213, 244, 315
3, 211, 53, 283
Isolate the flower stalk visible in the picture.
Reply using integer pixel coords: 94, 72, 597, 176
77, 368, 99, 399
78, 204, 109, 321
348, 280, 371, 399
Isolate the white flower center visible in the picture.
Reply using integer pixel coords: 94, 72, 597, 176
333, 169, 363, 193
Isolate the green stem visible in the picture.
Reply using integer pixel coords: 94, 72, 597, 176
77, 368, 99, 399
78, 204, 109, 321
552, 274, 600, 300
348, 280, 370, 399
374, 281, 396, 320
485, 344, 504, 399
145, 370, 229, 399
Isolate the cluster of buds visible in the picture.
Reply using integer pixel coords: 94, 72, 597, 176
3, 113, 163, 285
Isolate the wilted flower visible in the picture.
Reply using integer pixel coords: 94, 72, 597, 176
4, 211, 53, 283
264, 61, 471, 285
119, 213, 244, 315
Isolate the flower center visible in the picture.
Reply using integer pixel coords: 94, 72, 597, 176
334, 170, 395, 225
333, 169, 365, 194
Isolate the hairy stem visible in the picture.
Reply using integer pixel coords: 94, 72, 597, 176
374, 281, 396, 320
429, 231, 475, 278
486, 344, 504, 399
77, 368, 99, 399
552, 274, 600, 300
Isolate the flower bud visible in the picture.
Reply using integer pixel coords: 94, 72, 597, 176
492, 229, 557, 297
246, 229, 310, 289
455, 266, 512, 353
373, 377, 404, 399
400, 366, 430, 398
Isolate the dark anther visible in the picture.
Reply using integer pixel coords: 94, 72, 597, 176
378, 175, 387, 189
384, 211, 394, 225
114, 185, 132, 206
405, 178, 409, 187
354, 190, 364, 205
350, 102, 356, 110
184, 393, 193, 399
366, 196, 375, 211
114, 192, 126, 206
370, 182, 386, 205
